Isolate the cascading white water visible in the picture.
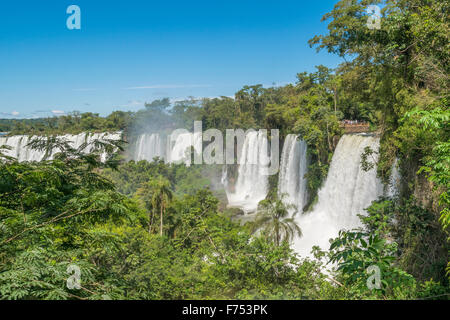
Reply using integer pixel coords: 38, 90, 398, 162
226, 130, 270, 213
387, 158, 401, 197
1, 129, 206, 166
133, 133, 165, 162
89, 132, 123, 162
221, 165, 228, 190
0, 135, 39, 161
130, 131, 203, 166
278, 134, 308, 214
0, 134, 55, 161
167, 132, 202, 166
293, 134, 384, 258
0, 132, 121, 162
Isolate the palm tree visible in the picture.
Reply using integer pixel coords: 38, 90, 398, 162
135, 185, 156, 234
150, 176, 173, 236
251, 194, 302, 246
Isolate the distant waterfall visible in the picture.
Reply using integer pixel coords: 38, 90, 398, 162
131, 131, 204, 165
293, 134, 384, 258
0, 132, 121, 162
64, 132, 122, 162
0, 135, 43, 162
278, 134, 308, 214
226, 130, 270, 213
167, 132, 202, 166
133, 133, 165, 162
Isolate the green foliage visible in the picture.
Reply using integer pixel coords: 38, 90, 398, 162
102, 160, 214, 198
329, 230, 416, 299
5, 111, 133, 136
264, 66, 343, 204
360, 146, 378, 172
0, 138, 339, 300
402, 101, 450, 277
252, 195, 302, 247
404, 105, 450, 229
0, 137, 135, 300
417, 279, 449, 300
1, 0, 448, 300
361, 198, 449, 284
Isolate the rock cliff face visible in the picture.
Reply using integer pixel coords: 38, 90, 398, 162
400, 157, 443, 215
414, 173, 444, 214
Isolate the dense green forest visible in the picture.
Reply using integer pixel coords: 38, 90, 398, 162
0, 111, 134, 135
0, 0, 448, 299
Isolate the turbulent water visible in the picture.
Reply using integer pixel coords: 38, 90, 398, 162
0, 132, 121, 162
278, 134, 309, 214
226, 130, 270, 213
292, 134, 384, 258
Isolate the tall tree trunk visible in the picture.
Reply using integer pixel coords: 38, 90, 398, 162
160, 196, 164, 236
333, 85, 338, 116
275, 223, 280, 247
148, 212, 151, 234
148, 210, 154, 234
326, 122, 332, 151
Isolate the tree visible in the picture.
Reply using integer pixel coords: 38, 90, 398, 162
329, 230, 416, 298
403, 105, 450, 278
251, 195, 302, 247
403, 105, 449, 231
0, 136, 132, 299
151, 176, 173, 236
0, 145, 14, 163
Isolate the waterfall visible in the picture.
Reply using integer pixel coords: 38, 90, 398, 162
226, 130, 270, 213
0, 135, 51, 161
167, 132, 202, 166
1, 130, 205, 166
221, 165, 228, 190
387, 158, 401, 197
293, 134, 384, 258
131, 131, 204, 166
278, 134, 308, 214
0, 132, 121, 162
133, 133, 165, 162
89, 132, 122, 162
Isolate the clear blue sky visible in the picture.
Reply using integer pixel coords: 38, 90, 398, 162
0, 0, 343, 118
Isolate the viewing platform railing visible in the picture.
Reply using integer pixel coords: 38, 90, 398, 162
340, 121, 370, 133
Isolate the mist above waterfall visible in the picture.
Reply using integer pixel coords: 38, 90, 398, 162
127, 98, 205, 165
